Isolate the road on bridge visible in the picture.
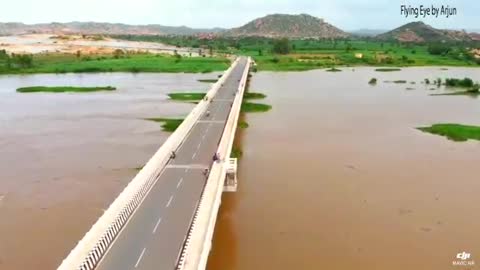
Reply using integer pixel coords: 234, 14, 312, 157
95, 57, 248, 270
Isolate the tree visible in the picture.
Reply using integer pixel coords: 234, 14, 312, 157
14, 54, 33, 68
113, 49, 124, 59
272, 38, 290, 54
427, 43, 451, 55
0, 49, 7, 59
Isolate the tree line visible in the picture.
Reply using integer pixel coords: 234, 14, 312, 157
0, 50, 34, 71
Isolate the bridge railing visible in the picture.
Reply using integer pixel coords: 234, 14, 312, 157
177, 57, 251, 270
57, 57, 241, 270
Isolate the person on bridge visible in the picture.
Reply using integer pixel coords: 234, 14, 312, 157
213, 152, 220, 162
170, 151, 176, 159
203, 168, 209, 177
206, 110, 210, 117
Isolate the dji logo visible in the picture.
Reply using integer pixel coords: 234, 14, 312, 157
453, 251, 475, 266
457, 252, 471, 260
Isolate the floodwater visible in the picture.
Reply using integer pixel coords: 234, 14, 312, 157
208, 67, 480, 270
0, 71, 220, 270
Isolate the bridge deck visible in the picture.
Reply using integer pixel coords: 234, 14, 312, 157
94, 57, 248, 270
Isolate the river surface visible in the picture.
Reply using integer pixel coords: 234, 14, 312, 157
0, 67, 479, 270
0, 72, 220, 270
207, 67, 480, 270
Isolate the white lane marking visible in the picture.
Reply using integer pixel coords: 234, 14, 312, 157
166, 195, 174, 208
177, 177, 183, 189
202, 134, 206, 140
192, 152, 197, 159
196, 142, 202, 150
185, 168, 189, 173
152, 217, 162, 234
135, 247, 146, 268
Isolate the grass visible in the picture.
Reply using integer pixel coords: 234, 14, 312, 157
243, 92, 266, 99
326, 67, 341, 72
241, 102, 272, 113
16, 86, 116, 93
238, 120, 249, 129
198, 79, 218, 83
145, 117, 184, 132
431, 87, 480, 97
375, 68, 402, 72
417, 123, 480, 142
230, 146, 243, 158
0, 53, 230, 74
168, 92, 206, 101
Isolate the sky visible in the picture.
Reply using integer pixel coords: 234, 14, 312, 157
2, 0, 479, 31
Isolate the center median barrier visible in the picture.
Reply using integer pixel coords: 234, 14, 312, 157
177, 57, 251, 270
57, 57, 240, 270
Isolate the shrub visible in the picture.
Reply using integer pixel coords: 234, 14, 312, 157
445, 77, 474, 88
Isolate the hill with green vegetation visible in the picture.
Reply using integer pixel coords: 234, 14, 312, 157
224, 14, 348, 39
377, 21, 472, 43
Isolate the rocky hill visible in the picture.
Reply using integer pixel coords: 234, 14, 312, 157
224, 14, 348, 39
376, 21, 472, 42
0, 22, 224, 36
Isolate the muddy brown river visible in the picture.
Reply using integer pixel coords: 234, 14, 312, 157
207, 67, 480, 270
0, 67, 479, 270
0, 72, 219, 270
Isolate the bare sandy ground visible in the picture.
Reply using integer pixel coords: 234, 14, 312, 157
0, 34, 197, 55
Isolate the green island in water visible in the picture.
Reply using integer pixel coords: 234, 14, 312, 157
418, 124, 480, 142
151, 88, 271, 133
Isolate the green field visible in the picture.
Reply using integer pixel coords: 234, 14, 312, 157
417, 123, 480, 142
0, 53, 230, 74
17, 86, 116, 93
113, 36, 480, 71
3, 37, 479, 74
246, 40, 480, 71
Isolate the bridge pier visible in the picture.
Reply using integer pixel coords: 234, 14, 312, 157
223, 158, 237, 192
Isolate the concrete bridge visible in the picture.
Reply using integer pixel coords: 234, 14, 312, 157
57, 57, 251, 270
